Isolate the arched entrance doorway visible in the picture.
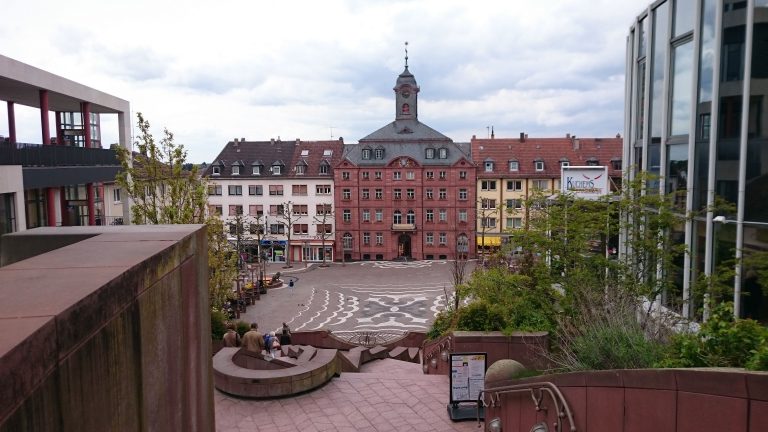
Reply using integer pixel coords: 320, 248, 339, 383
397, 234, 411, 259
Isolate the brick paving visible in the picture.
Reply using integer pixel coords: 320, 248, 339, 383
215, 359, 480, 432
218, 261, 481, 431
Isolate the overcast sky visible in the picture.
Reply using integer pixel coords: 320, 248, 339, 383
0, 0, 649, 163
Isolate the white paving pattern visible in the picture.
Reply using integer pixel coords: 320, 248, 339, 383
288, 282, 449, 332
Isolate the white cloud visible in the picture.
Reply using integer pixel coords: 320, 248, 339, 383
0, 0, 648, 162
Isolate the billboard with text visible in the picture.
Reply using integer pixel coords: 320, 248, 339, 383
560, 166, 609, 200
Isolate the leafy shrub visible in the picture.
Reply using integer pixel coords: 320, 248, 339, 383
426, 309, 456, 340
210, 310, 227, 339
235, 320, 250, 337
455, 301, 507, 332
661, 303, 768, 368
746, 345, 768, 371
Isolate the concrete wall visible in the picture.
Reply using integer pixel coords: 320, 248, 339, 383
0, 225, 214, 431
0, 165, 26, 231
484, 369, 768, 432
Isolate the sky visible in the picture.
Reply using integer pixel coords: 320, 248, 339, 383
0, 0, 650, 163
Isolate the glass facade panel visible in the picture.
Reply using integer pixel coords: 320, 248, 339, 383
671, 41, 694, 136
742, 227, 768, 321
744, 3, 768, 223
673, 0, 696, 37
667, 144, 689, 210
694, 0, 717, 210
650, 2, 669, 141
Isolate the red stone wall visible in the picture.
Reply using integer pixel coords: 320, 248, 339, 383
0, 226, 214, 432
484, 369, 768, 432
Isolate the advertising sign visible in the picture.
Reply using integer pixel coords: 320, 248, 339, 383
561, 166, 609, 200
449, 353, 487, 403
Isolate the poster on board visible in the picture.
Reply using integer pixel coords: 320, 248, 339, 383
449, 352, 487, 404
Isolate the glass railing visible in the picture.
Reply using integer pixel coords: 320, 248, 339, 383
0, 142, 119, 167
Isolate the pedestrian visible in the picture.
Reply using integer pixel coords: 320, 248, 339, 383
241, 322, 265, 354
280, 322, 292, 346
222, 323, 241, 347
288, 278, 295, 293
269, 331, 281, 357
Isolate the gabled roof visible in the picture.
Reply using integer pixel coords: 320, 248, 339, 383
341, 141, 473, 167
203, 138, 345, 179
471, 135, 623, 179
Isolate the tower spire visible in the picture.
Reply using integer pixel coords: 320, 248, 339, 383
404, 41, 409, 68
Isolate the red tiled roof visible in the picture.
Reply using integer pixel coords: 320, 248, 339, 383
470, 136, 623, 179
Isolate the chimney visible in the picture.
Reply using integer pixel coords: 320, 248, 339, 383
241, 137, 245, 142
524, 134, 528, 139
491, 126, 495, 139
573, 138, 581, 150
234, 138, 239, 144
270, 138, 275, 145
296, 138, 300, 144
338, 137, 344, 142
616, 133, 621, 139
519, 132, 525, 142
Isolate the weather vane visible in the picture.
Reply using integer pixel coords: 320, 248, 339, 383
404, 41, 409, 67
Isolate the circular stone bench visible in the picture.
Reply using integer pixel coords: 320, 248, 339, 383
212, 345, 340, 398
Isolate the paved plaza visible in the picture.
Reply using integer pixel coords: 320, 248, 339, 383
241, 260, 467, 337
216, 260, 479, 432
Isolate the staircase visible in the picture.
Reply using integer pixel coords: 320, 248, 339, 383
338, 344, 422, 373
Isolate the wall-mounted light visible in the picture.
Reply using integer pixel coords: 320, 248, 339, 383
440, 350, 449, 362
488, 417, 502, 432
430, 357, 438, 368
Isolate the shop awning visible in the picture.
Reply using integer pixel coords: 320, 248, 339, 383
476, 236, 502, 246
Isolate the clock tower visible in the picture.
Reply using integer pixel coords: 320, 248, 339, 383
394, 43, 419, 121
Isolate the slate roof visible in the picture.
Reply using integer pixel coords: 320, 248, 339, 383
359, 119, 452, 143
471, 136, 623, 179
342, 141, 473, 167
203, 138, 345, 179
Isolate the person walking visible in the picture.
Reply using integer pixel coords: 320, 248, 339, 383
222, 323, 241, 347
241, 322, 264, 354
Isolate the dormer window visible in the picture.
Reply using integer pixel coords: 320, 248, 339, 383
300, 149, 309, 157
438, 148, 448, 159
560, 158, 570, 168
319, 160, 330, 175
375, 148, 384, 159
252, 165, 261, 175
484, 161, 494, 172
509, 160, 519, 171
232, 165, 240, 175
295, 164, 306, 175
212, 166, 221, 176
611, 158, 622, 170
362, 148, 372, 160
534, 159, 545, 171
587, 158, 599, 166
323, 149, 333, 157
272, 164, 282, 175
425, 148, 435, 159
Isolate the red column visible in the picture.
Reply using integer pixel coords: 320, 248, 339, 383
87, 183, 95, 225
60, 186, 68, 226
7, 101, 16, 144
46, 188, 56, 226
55, 111, 63, 146
81, 102, 91, 148
39, 90, 51, 145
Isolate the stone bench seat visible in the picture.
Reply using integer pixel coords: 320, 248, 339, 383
213, 346, 340, 398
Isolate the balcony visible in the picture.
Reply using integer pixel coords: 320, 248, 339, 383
391, 223, 416, 231
0, 142, 120, 167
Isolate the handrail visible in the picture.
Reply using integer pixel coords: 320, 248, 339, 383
477, 381, 576, 432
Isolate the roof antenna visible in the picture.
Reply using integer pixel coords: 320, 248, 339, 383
404, 41, 409, 68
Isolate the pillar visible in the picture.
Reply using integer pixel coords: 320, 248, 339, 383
39, 90, 51, 145
60, 186, 68, 226
7, 101, 16, 144
46, 188, 56, 227
87, 183, 95, 225
55, 111, 63, 146
81, 102, 91, 148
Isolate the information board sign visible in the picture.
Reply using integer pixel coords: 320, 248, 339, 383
449, 352, 487, 403
561, 166, 610, 200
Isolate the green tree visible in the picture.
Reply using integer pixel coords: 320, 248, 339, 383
116, 112, 237, 311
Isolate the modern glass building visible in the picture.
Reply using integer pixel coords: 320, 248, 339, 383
624, 0, 768, 320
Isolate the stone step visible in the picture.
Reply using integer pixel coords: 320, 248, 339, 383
296, 345, 317, 363
357, 358, 431, 375
408, 347, 421, 362
339, 346, 365, 372
388, 346, 409, 361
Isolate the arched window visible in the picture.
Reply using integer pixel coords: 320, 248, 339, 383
406, 210, 415, 224
438, 147, 448, 159
342, 233, 353, 250
393, 210, 402, 224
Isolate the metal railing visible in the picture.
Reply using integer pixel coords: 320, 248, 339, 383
478, 381, 576, 432
0, 142, 120, 167
332, 330, 407, 347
